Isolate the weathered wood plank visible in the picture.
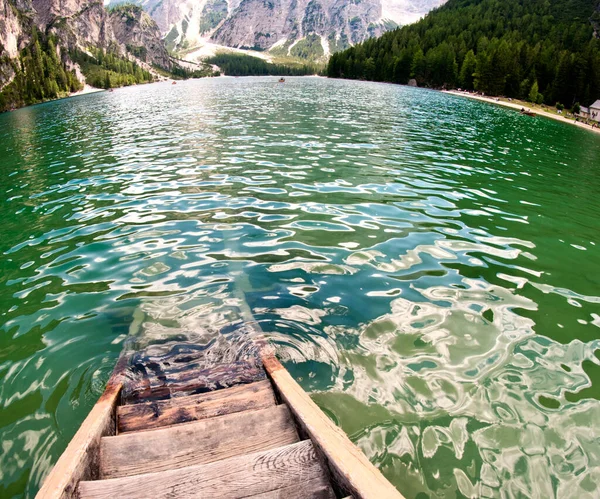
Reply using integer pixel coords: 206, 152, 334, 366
101, 405, 300, 479
122, 361, 266, 404
81, 439, 327, 498
261, 354, 405, 499
36, 356, 128, 499
248, 476, 336, 498
117, 379, 276, 433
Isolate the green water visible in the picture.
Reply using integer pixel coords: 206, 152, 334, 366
1, 77, 600, 498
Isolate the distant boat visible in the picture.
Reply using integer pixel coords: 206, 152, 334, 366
172, 81, 177, 85
278, 78, 285, 83
520, 108, 536, 117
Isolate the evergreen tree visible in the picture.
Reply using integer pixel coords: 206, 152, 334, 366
459, 50, 477, 89
528, 81, 539, 103
326, 0, 600, 106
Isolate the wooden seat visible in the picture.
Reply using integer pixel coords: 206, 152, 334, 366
117, 379, 277, 433
101, 405, 300, 478
81, 440, 336, 499
37, 345, 404, 499
122, 360, 266, 403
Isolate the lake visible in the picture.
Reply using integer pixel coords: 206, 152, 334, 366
1, 76, 599, 498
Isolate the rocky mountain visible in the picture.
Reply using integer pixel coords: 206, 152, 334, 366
209, 0, 390, 53
381, 0, 446, 25
109, 5, 171, 67
110, 0, 446, 58
0, 0, 170, 96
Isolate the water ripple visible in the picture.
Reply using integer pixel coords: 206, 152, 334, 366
1, 77, 600, 498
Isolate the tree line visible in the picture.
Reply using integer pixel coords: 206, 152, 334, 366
70, 46, 153, 89
327, 0, 600, 108
206, 53, 319, 76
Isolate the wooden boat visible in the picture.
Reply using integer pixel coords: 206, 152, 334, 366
35, 342, 404, 499
520, 109, 536, 117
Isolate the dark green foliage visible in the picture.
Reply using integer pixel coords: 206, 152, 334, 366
164, 26, 180, 52
70, 46, 153, 89
167, 59, 216, 78
327, 0, 600, 106
127, 45, 148, 62
107, 3, 144, 24
205, 54, 318, 76
198, 0, 228, 35
0, 28, 82, 112
290, 34, 325, 60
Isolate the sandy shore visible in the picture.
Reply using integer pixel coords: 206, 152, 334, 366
69, 85, 105, 98
444, 90, 600, 136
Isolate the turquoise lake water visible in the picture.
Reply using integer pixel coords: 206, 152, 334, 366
1, 76, 600, 498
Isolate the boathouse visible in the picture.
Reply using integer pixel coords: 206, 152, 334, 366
590, 99, 600, 121
578, 106, 590, 119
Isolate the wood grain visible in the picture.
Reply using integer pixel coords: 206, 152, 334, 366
122, 361, 266, 404
81, 439, 327, 498
35, 356, 128, 499
261, 354, 405, 499
248, 477, 336, 498
101, 405, 300, 478
117, 379, 276, 433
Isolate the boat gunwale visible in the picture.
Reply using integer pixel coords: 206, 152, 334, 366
35, 355, 129, 499
36, 350, 404, 499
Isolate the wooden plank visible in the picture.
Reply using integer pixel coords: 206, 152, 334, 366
36, 356, 128, 499
80, 439, 327, 498
261, 354, 405, 499
117, 379, 276, 433
101, 405, 300, 479
122, 361, 266, 404
248, 477, 336, 498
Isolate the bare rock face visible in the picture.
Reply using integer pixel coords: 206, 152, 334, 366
211, 0, 387, 51
0, 0, 34, 89
56, 1, 117, 51
1, 0, 27, 60
31, 0, 86, 28
109, 6, 172, 68
111, 0, 396, 56
1, 0, 171, 88
380, 0, 447, 25
108, 0, 450, 58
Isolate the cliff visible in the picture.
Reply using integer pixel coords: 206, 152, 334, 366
211, 0, 387, 52
0, 0, 171, 98
111, 0, 409, 58
109, 5, 171, 68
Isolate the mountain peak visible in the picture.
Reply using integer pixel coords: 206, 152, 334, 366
108, 0, 446, 59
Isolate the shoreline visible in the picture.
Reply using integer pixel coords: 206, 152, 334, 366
444, 90, 600, 136
2, 85, 105, 114
69, 84, 105, 98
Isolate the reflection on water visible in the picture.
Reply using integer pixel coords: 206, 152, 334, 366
0, 77, 600, 498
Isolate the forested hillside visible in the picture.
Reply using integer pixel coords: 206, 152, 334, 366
205, 54, 319, 76
327, 0, 600, 107
71, 47, 153, 90
0, 0, 174, 112
0, 29, 83, 112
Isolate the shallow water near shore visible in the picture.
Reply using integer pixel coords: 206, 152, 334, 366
1, 76, 600, 498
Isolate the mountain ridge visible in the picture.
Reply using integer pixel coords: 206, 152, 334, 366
108, 0, 446, 59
